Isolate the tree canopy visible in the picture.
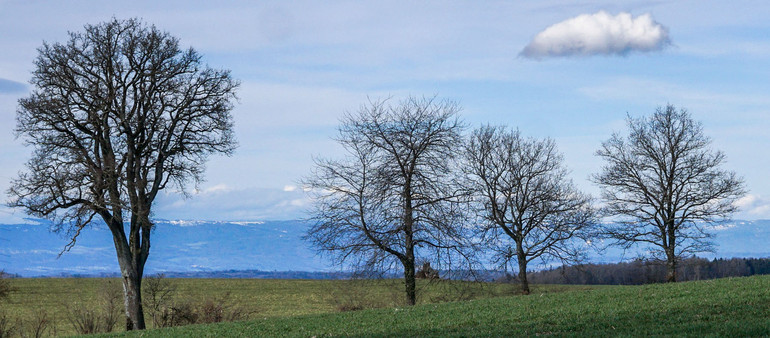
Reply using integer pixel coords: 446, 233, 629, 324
9, 18, 239, 329
593, 105, 745, 282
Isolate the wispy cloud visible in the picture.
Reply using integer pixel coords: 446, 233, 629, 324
154, 186, 310, 221
0, 78, 26, 93
734, 194, 770, 218
521, 11, 671, 59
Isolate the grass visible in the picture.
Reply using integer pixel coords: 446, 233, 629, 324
100, 275, 770, 337
1, 276, 579, 336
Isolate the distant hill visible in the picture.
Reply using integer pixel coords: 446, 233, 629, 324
1, 219, 768, 277
0, 219, 333, 277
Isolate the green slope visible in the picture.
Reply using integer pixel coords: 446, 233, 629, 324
108, 275, 770, 337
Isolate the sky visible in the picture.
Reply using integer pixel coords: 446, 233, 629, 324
0, 0, 769, 222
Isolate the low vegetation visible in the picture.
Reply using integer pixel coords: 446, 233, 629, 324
0, 271, 12, 300
109, 275, 770, 337
0, 276, 553, 336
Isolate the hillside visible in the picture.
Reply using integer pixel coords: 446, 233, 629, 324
109, 275, 770, 337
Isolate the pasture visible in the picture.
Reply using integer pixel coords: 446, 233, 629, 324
107, 275, 770, 337
0, 277, 590, 336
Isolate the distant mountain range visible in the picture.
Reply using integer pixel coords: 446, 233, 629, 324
1, 219, 769, 277
0, 219, 332, 277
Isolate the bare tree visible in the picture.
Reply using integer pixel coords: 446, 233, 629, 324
8, 18, 238, 329
464, 126, 595, 294
303, 96, 471, 305
593, 105, 745, 282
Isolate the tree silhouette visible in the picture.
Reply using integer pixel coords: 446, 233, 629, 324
593, 105, 745, 282
9, 18, 238, 329
304, 96, 472, 305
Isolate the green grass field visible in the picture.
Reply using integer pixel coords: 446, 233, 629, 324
101, 275, 770, 337
3, 276, 769, 337
1, 276, 583, 336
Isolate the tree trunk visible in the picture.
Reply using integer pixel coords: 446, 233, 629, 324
122, 271, 146, 330
666, 254, 677, 283
665, 222, 678, 283
402, 183, 417, 306
517, 255, 530, 295
112, 227, 147, 330
402, 259, 417, 305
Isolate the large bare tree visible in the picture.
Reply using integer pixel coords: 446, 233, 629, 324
464, 126, 595, 294
304, 96, 471, 305
593, 105, 745, 282
8, 19, 238, 329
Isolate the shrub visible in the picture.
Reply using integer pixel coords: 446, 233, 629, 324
21, 309, 56, 338
68, 307, 101, 335
328, 279, 396, 312
97, 280, 122, 332
0, 271, 13, 301
171, 293, 247, 326
0, 311, 17, 338
143, 281, 248, 329
143, 273, 177, 328
68, 279, 123, 334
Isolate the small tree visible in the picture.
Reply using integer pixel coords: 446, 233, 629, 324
304, 96, 471, 305
9, 18, 238, 329
464, 126, 595, 294
593, 105, 745, 282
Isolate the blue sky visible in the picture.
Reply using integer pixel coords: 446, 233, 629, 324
0, 0, 769, 222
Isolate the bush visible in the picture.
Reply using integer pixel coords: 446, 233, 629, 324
328, 279, 402, 312
0, 308, 57, 338
68, 279, 123, 334
68, 307, 102, 335
22, 309, 56, 338
158, 293, 247, 327
0, 311, 17, 338
98, 280, 122, 332
0, 271, 13, 301
141, 274, 248, 329
143, 273, 177, 328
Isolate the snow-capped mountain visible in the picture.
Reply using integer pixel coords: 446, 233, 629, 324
0, 219, 332, 277
1, 219, 768, 277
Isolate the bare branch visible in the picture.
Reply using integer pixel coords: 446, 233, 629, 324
8, 18, 238, 329
464, 125, 596, 294
592, 105, 746, 282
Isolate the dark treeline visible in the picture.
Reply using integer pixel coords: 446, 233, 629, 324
522, 257, 770, 285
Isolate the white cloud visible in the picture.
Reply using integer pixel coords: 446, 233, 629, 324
198, 184, 231, 194
735, 194, 759, 209
283, 185, 297, 192
734, 194, 770, 219
521, 11, 671, 59
154, 187, 309, 221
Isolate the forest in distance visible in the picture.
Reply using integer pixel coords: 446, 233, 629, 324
525, 257, 770, 285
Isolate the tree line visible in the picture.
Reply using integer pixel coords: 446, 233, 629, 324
523, 257, 770, 285
6, 17, 747, 331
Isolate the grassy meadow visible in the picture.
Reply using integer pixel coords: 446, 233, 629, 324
0, 276, 589, 336
3, 275, 769, 336
104, 275, 770, 337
